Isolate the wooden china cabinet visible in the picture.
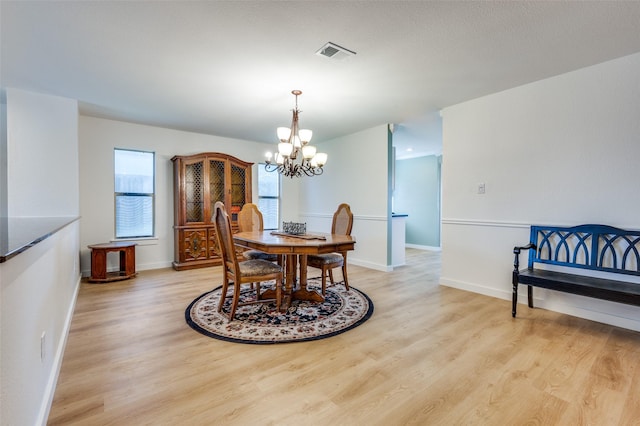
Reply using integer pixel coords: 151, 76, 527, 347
171, 152, 253, 270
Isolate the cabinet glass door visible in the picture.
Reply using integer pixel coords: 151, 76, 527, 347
230, 164, 246, 222
185, 161, 204, 223
209, 159, 226, 217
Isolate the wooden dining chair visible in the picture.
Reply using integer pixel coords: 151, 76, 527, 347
307, 203, 354, 295
237, 203, 278, 262
213, 202, 283, 321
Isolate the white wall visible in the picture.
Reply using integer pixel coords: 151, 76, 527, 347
78, 116, 288, 274
1, 222, 80, 426
441, 52, 640, 331
1, 102, 7, 217
6, 89, 79, 217
0, 97, 390, 425
394, 155, 441, 248
298, 125, 390, 271
79, 117, 392, 274
1, 89, 81, 426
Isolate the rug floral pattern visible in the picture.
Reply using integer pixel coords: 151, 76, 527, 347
185, 277, 374, 344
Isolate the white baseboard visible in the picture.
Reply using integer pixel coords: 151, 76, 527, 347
137, 261, 174, 271
81, 261, 175, 277
82, 260, 390, 277
440, 277, 512, 301
439, 277, 640, 333
406, 244, 441, 251
38, 273, 81, 426
349, 258, 392, 272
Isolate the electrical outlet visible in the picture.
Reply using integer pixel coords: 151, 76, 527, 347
477, 183, 486, 194
41, 332, 46, 362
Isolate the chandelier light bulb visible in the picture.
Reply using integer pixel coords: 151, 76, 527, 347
278, 142, 293, 157
314, 152, 328, 166
302, 145, 316, 159
299, 129, 313, 143
275, 152, 284, 165
277, 127, 291, 142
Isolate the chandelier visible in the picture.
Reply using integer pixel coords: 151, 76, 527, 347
265, 90, 327, 178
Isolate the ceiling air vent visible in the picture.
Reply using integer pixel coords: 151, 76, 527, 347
316, 42, 356, 60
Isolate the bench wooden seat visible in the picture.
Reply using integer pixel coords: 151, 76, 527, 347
512, 224, 640, 317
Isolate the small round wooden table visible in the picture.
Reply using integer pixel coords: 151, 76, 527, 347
88, 242, 137, 283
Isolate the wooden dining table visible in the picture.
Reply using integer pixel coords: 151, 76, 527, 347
233, 231, 356, 309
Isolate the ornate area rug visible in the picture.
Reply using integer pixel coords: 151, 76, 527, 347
185, 277, 374, 344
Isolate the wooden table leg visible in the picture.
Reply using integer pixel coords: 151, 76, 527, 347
267, 254, 296, 310
292, 254, 324, 303
261, 253, 324, 310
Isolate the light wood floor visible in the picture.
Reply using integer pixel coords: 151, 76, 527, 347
48, 249, 640, 425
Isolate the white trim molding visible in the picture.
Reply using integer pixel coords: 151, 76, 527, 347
441, 218, 530, 229
442, 218, 640, 230
440, 277, 640, 333
349, 258, 392, 272
406, 244, 441, 251
300, 213, 388, 222
38, 274, 81, 426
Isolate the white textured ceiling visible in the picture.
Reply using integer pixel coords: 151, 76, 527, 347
3, 1, 640, 159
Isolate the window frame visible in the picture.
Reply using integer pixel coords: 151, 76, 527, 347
257, 164, 280, 231
114, 148, 156, 239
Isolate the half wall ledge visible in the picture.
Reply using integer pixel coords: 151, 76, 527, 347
0, 216, 80, 263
